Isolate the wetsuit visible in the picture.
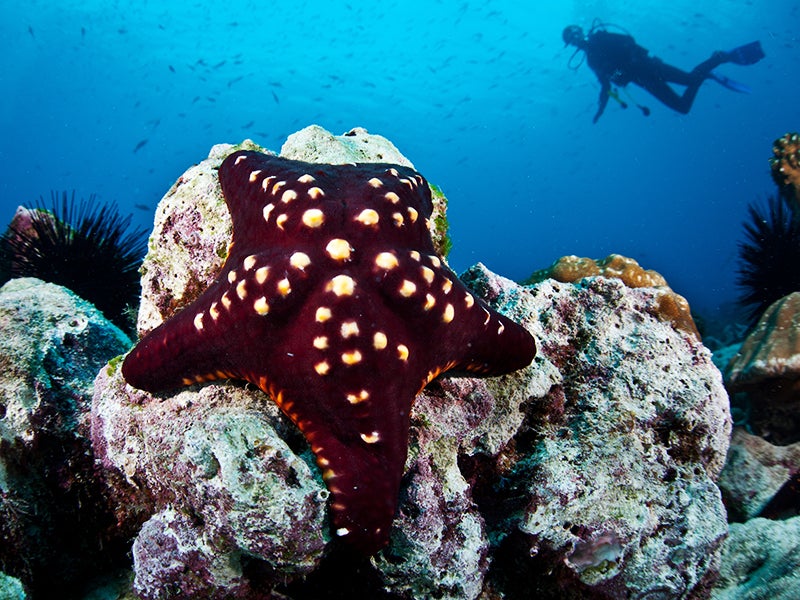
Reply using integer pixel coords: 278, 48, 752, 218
584, 30, 726, 122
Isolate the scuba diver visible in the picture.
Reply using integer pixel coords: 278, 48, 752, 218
562, 22, 765, 123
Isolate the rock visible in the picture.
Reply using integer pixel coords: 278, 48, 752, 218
280, 124, 414, 167
727, 291, 800, 444
278, 125, 452, 256
91, 364, 328, 598
463, 267, 731, 599
718, 427, 800, 521
711, 516, 800, 600
132, 507, 263, 600
0, 572, 25, 600
374, 368, 554, 600
0, 278, 131, 596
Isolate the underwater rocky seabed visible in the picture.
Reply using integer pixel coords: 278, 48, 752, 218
0, 125, 798, 600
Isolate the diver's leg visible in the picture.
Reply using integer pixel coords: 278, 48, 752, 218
638, 77, 692, 113
689, 51, 729, 78
653, 53, 727, 85
655, 62, 695, 85
640, 53, 729, 114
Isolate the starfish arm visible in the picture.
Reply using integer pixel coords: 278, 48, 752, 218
369, 250, 537, 380
123, 250, 315, 392
252, 283, 427, 555
279, 382, 414, 555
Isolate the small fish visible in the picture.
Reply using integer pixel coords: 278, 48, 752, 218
241, 120, 254, 129
134, 203, 150, 211
213, 60, 226, 69
81, 26, 86, 38
168, 65, 176, 73
133, 139, 148, 153
27, 25, 34, 38
227, 75, 244, 87
272, 90, 280, 104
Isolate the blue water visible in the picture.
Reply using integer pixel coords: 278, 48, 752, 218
2, 1, 798, 317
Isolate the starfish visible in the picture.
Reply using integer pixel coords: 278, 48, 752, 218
122, 150, 536, 554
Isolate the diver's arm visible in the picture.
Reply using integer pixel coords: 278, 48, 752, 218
593, 80, 611, 123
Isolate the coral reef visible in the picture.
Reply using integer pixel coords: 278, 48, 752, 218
524, 253, 699, 339
0, 193, 147, 333
736, 193, 800, 325
726, 291, 800, 444
770, 132, 800, 209
91, 261, 729, 599
0, 278, 132, 597
1, 128, 736, 598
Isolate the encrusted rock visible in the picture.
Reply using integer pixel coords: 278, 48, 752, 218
727, 291, 800, 444
281, 124, 414, 167
92, 364, 328, 596
711, 516, 800, 600
464, 266, 730, 599
133, 506, 269, 600
0, 277, 131, 596
280, 125, 450, 255
718, 427, 800, 521
135, 139, 267, 336
375, 368, 553, 600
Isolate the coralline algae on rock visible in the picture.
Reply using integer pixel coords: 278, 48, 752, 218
0, 277, 131, 595
712, 516, 800, 600
463, 266, 731, 599
92, 365, 328, 597
718, 427, 800, 521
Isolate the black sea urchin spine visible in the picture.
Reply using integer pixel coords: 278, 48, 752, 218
736, 190, 800, 325
1, 191, 148, 332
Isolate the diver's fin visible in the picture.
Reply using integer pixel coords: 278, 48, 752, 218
710, 73, 752, 94
725, 41, 765, 66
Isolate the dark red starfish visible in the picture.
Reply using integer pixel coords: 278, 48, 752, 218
122, 150, 536, 554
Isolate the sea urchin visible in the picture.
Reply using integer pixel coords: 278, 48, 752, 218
737, 190, 800, 325
0, 191, 148, 332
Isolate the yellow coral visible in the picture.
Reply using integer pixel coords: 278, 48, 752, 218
524, 254, 699, 339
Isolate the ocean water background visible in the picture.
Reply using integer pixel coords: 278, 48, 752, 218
1, 0, 798, 319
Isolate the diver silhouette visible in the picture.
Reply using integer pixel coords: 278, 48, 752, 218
562, 22, 765, 123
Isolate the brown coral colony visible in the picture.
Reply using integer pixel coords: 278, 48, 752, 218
770, 132, 800, 209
